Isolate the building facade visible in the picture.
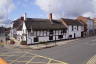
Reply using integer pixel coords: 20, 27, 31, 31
61, 18, 84, 39
0, 27, 6, 43
11, 14, 84, 45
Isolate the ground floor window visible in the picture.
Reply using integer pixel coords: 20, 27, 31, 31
74, 33, 76, 38
49, 36, 53, 40
58, 35, 63, 39
69, 35, 72, 38
34, 37, 39, 42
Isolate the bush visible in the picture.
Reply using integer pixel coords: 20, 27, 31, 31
0, 43, 4, 47
10, 40, 15, 44
39, 42, 46, 44
20, 41, 27, 45
39, 41, 48, 45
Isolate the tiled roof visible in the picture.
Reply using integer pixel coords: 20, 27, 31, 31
76, 16, 93, 26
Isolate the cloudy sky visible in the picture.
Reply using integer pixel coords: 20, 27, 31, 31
1, 0, 96, 26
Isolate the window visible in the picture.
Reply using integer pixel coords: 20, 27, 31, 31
39, 30, 42, 36
49, 36, 53, 40
77, 26, 78, 30
61, 29, 67, 34
58, 35, 63, 39
69, 35, 72, 38
72, 26, 74, 31
46, 30, 48, 36
42, 30, 44, 36
49, 30, 53, 34
44, 30, 47, 36
35, 31, 38, 36
34, 37, 39, 42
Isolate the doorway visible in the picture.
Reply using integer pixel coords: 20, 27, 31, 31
81, 31, 84, 37
74, 33, 76, 39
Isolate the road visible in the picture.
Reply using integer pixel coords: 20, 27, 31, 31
27, 36, 96, 64
0, 36, 96, 64
0, 45, 67, 64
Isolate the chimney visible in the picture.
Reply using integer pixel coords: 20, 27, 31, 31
20, 13, 27, 21
20, 16, 24, 21
49, 13, 52, 21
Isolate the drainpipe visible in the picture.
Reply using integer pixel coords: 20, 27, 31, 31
55, 30, 56, 46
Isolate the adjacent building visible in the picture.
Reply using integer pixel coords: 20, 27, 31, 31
77, 16, 95, 36
93, 18, 96, 34
61, 18, 84, 39
0, 27, 6, 42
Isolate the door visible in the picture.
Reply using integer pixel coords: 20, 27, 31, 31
81, 31, 84, 37
74, 33, 76, 38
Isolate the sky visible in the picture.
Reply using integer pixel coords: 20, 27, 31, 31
1, 0, 96, 27
0, 0, 47, 27
9, 0, 47, 20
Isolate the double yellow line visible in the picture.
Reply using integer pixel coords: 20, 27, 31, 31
0, 52, 68, 64
27, 52, 68, 64
86, 55, 96, 64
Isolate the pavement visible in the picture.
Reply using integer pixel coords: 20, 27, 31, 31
27, 39, 77, 50
6, 39, 77, 50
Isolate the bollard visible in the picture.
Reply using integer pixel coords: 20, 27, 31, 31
0, 58, 9, 64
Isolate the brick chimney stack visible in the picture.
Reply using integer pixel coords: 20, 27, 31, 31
49, 13, 52, 21
20, 16, 24, 21
20, 13, 27, 21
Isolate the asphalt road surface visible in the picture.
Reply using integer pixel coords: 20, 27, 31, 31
0, 46, 67, 64
0, 36, 96, 64
28, 36, 96, 64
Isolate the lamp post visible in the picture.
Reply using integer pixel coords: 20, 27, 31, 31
26, 31, 27, 45
55, 30, 56, 46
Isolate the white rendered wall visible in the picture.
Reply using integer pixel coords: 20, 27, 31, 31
27, 25, 83, 44
68, 25, 82, 38
27, 30, 66, 44
22, 22, 27, 41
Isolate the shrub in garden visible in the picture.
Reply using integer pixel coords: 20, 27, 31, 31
20, 41, 27, 45
10, 40, 15, 44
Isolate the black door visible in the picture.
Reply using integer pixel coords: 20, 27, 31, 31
34, 37, 39, 42
81, 32, 84, 37
74, 33, 76, 38
49, 36, 53, 40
